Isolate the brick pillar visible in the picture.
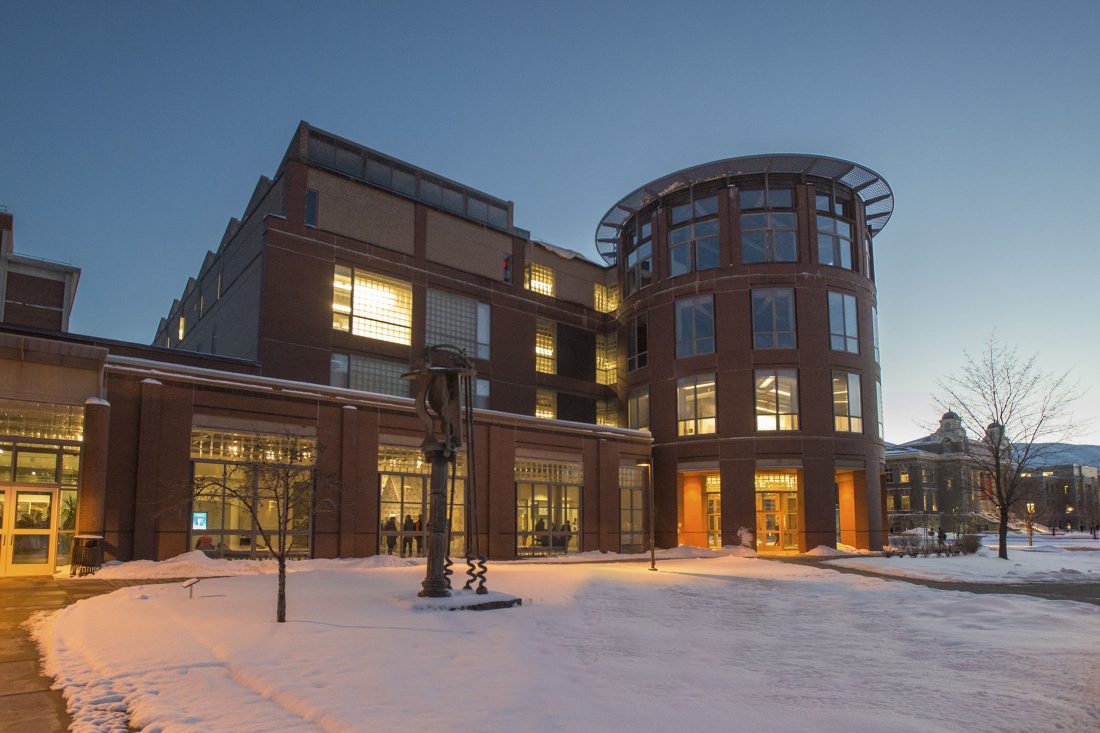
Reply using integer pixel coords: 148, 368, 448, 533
339, 405, 358, 556
76, 397, 111, 536
132, 378, 163, 560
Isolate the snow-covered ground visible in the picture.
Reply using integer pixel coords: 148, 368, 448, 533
829, 532, 1100, 584
32, 555, 1100, 732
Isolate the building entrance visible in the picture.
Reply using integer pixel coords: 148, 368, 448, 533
0, 487, 58, 576
755, 471, 801, 552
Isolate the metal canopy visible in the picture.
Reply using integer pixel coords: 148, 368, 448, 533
594, 154, 894, 265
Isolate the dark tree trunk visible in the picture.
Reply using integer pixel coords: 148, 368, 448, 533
277, 557, 287, 622
997, 507, 1009, 560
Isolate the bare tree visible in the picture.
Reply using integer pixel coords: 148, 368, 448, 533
193, 434, 332, 622
934, 335, 1079, 559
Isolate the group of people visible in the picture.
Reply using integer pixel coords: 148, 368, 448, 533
381, 514, 423, 557
532, 517, 574, 550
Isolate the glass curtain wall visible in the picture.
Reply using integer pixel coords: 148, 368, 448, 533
378, 447, 466, 557
515, 459, 582, 555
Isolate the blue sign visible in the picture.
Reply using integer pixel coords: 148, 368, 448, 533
192, 512, 208, 531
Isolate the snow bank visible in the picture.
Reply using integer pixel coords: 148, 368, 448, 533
76, 550, 419, 580
828, 544, 1100, 584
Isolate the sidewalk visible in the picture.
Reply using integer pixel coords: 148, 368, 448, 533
0, 576, 183, 732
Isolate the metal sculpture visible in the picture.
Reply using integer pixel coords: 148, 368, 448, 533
403, 345, 487, 598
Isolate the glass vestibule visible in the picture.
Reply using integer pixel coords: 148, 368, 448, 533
378, 447, 466, 558
755, 470, 802, 552
516, 459, 582, 556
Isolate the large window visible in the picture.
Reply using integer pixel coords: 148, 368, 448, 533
332, 266, 413, 345
752, 289, 796, 349
330, 353, 409, 397
740, 189, 793, 210
535, 319, 556, 374
675, 295, 715, 358
596, 332, 617, 386
755, 369, 799, 431
624, 219, 653, 296
619, 466, 646, 553
190, 431, 316, 559
817, 215, 856, 271
627, 385, 649, 430
596, 399, 619, 428
378, 447, 465, 558
627, 314, 648, 371
668, 194, 720, 277
677, 374, 716, 437
516, 460, 583, 555
876, 379, 884, 440
872, 306, 880, 363
832, 371, 863, 433
594, 283, 620, 313
828, 291, 859, 353
305, 189, 319, 227
741, 213, 798, 264
525, 263, 556, 297
426, 289, 490, 359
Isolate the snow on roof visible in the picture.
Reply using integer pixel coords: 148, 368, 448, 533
532, 240, 603, 267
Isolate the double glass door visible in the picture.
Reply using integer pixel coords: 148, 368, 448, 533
0, 487, 58, 576
756, 491, 799, 552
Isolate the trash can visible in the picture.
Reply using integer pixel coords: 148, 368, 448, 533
70, 535, 104, 577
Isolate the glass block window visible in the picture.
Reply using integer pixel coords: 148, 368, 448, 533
525, 262, 556, 297
628, 386, 649, 430
751, 289, 796, 349
627, 314, 648, 372
535, 389, 556, 419
332, 265, 413, 345
675, 295, 715, 358
833, 371, 863, 433
596, 399, 619, 427
828, 291, 859, 353
535, 319, 556, 374
619, 465, 646, 553
350, 354, 409, 397
515, 459, 583, 485
755, 369, 800, 431
425, 288, 490, 359
817, 215, 856, 270
596, 332, 617, 386
0, 399, 84, 442
594, 283, 620, 313
677, 374, 717, 437
741, 213, 798, 263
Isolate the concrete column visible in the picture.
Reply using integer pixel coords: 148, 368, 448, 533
75, 397, 111, 536
132, 379, 162, 560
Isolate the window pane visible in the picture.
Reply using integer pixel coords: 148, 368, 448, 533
670, 203, 691, 225
773, 231, 798, 262
330, 353, 349, 388
768, 189, 792, 208
740, 190, 766, 209
696, 237, 720, 270
670, 225, 692, 245
670, 244, 691, 277
741, 231, 765, 264
15, 451, 56, 483
818, 234, 836, 266
694, 195, 718, 217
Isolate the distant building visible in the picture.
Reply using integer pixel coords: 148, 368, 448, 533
1019, 464, 1099, 532
0, 210, 80, 331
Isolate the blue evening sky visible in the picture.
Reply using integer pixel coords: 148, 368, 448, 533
2, 1, 1098, 444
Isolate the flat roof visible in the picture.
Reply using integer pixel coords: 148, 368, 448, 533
595, 154, 893, 265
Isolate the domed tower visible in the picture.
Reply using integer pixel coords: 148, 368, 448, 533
597, 155, 893, 552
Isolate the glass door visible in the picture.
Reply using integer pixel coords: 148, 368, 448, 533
2, 488, 58, 576
756, 491, 801, 553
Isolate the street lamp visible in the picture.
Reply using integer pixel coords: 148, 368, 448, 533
1025, 501, 1036, 547
637, 460, 656, 571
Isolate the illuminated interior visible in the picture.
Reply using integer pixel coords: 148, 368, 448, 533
535, 319, 556, 374
677, 471, 721, 548
755, 470, 801, 552
331, 265, 413, 345
524, 262, 555, 297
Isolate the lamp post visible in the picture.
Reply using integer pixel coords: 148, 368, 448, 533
637, 460, 656, 571
1025, 501, 1036, 547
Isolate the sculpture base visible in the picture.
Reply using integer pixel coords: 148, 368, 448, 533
409, 589, 522, 612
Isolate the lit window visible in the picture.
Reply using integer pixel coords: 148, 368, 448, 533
828, 291, 859, 353
178, 316, 186, 341
677, 374, 716, 437
305, 189, 319, 228
900, 466, 910, 483
668, 194, 720, 277
900, 491, 911, 512
535, 319, 556, 374
817, 215, 856, 270
886, 494, 895, 512
627, 314, 648, 372
628, 385, 649, 430
332, 266, 412, 345
535, 389, 556, 419
623, 219, 653, 296
833, 371, 863, 432
516, 468, 580, 554
596, 399, 619, 427
752, 289, 796, 349
755, 369, 799, 431
525, 262, 555, 297
596, 332, 617, 385
594, 283, 620, 313
675, 295, 715, 358
425, 289, 490, 359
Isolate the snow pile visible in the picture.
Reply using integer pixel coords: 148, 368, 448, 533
828, 544, 1100, 584
31, 557, 1100, 732
803, 545, 847, 557
76, 550, 419, 580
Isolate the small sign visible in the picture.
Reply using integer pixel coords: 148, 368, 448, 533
191, 512, 208, 531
